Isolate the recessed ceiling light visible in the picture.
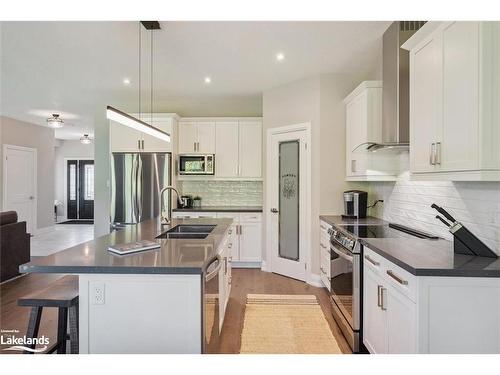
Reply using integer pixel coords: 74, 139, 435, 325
46, 114, 64, 128
123, 78, 131, 85
204, 77, 212, 84
276, 52, 285, 62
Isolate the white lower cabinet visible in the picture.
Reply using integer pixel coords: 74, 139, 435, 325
363, 246, 500, 354
219, 236, 231, 331
363, 249, 418, 354
319, 220, 332, 291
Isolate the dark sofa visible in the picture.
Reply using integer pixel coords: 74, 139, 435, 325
0, 211, 30, 282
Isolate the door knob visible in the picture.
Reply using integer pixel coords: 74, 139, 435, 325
270, 208, 279, 213
29, 196, 34, 200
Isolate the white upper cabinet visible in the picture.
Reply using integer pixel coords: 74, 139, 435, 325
409, 34, 442, 173
405, 21, 500, 180
178, 121, 216, 154
344, 81, 399, 181
110, 114, 175, 153
238, 121, 262, 178
215, 122, 239, 177
180, 118, 262, 180
178, 122, 198, 154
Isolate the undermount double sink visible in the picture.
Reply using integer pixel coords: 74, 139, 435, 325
156, 224, 216, 240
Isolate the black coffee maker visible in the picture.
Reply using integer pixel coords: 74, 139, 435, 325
342, 190, 368, 219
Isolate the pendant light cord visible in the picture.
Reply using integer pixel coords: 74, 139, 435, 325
150, 28, 153, 125
138, 22, 141, 118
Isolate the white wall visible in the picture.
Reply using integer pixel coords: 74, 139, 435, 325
0, 116, 55, 230
262, 73, 372, 275
368, 174, 500, 255
54, 139, 94, 220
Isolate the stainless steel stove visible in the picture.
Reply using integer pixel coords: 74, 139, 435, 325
327, 223, 436, 353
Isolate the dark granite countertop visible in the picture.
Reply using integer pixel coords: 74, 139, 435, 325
319, 215, 388, 227
360, 237, 500, 278
20, 217, 232, 275
173, 206, 262, 212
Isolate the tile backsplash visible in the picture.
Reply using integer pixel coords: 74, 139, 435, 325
368, 172, 500, 255
178, 180, 263, 207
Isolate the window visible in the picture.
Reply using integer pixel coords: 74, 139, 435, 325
84, 164, 94, 200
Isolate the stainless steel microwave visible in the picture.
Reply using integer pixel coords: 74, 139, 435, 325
178, 154, 215, 175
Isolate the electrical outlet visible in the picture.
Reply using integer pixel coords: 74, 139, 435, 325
91, 282, 105, 305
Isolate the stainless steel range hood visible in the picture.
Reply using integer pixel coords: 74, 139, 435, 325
356, 21, 426, 153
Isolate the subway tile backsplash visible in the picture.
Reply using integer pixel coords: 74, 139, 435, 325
368, 172, 500, 255
178, 180, 263, 207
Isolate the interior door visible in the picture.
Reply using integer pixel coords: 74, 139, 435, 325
67, 160, 78, 219
78, 160, 94, 219
3, 145, 36, 233
268, 129, 308, 281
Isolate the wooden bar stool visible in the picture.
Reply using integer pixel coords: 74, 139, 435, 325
18, 275, 79, 354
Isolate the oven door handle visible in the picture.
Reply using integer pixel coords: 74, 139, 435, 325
330, 245, 354, 262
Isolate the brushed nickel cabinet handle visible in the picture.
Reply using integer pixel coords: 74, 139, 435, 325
377, 285, 383, 307
387, 270, 408, 285
430, 143, 436, 165
351, 159, 356, 173
435, 142, 442, 165
380, 287, 387, 310
365, 255, 380, 266
138, 140, 141, 150
320, 243, 327, 249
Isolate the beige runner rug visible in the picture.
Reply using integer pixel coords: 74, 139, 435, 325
240, 294, 342, 354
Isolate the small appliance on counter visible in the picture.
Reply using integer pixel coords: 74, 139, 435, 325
432, 203, 497, 258
192, 196, 202, 209
179, 195, 193, 209
342, 190, 368, 219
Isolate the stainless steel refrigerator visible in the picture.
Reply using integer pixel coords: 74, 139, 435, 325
111, 152, 172, 225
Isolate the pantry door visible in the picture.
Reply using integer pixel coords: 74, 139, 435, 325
267, 123, 311, 282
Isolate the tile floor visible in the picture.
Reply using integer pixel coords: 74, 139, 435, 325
31, 224, 94, 257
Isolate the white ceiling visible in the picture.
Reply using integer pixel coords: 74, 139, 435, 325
0, 21, 389, 139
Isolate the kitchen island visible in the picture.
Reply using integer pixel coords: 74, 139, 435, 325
19, 217, 233, 354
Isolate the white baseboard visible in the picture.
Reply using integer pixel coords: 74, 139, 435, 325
232, 261, 262, 269
34, 225, 55, 236
307, 273, 323, 288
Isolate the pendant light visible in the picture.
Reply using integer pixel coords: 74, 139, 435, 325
80, 134, 92, 144
47, 114, 64, 128
106, 21, 170, 143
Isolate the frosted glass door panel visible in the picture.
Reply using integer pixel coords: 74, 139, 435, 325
279, 140, 299, 261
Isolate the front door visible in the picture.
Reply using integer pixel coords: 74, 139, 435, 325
67, 159, 94, 220
3, 145, 36, 233
267, 126, 310, 281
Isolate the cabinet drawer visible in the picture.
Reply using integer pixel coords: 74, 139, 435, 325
383, 262, 417, 303
320, 247, 331, 274
240, 213, 262, 222
363, 247, 384, 275
364, 246, 417, 302
216, 212, 240, 220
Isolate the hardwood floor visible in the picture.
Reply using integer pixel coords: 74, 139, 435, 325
0, 269, 351, 354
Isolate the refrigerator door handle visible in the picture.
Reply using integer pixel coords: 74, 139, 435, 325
137, 156, 143, 221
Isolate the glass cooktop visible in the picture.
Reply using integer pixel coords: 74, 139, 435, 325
340, 225, 413, 239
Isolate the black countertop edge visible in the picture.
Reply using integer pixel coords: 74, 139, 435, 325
358, 238, 500, 278
19, 265, 205, 275
173, 206, 262, 212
